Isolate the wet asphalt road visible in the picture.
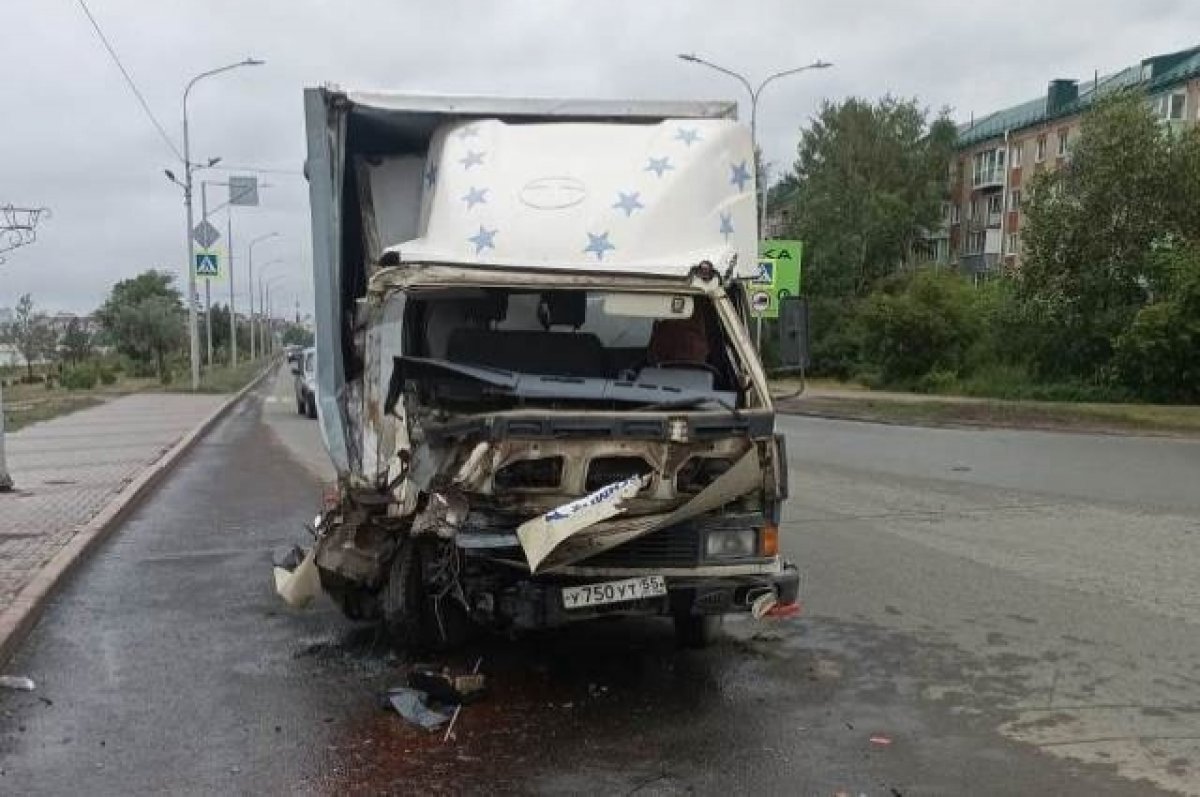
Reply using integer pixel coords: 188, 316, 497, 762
1, 372, 1197, 795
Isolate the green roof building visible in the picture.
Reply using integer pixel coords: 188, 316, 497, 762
931, 45, 1200, 275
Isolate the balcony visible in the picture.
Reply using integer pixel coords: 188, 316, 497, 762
959, 253, 1001, 274
972, 168, 1004, 189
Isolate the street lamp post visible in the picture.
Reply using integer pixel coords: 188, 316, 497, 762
265, 277, 287, 356
677, 53, 830, 352
180, 58, 264, 389
258, 264, 286, 357
676, 54, 831, 234
246, 233, 278, 361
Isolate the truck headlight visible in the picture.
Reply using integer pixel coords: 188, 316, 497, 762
704, 529, 756, 558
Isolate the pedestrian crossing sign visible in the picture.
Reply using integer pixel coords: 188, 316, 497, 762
194, 251, 220, 278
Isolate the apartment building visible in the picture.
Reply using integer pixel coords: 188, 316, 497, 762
932, 45, 1200, 274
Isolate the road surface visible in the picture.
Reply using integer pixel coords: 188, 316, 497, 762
1, 371, 1196, 794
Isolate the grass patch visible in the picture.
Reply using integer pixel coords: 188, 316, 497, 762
781, 394, 1200, 436
171, 358, 271, 394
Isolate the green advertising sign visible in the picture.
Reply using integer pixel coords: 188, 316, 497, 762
750, 240, 803, 319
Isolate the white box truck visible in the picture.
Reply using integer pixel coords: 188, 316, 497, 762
291, 87, 797, 647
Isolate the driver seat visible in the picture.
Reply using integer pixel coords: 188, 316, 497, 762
646, 312, 710, 365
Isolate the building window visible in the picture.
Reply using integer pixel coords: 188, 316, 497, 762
951, 203, 961, 224
1010, 189, 1021, 210
1007, 233, 1020, 255
934, 238, 950, 263
972, 147, 1006, 186
1036, 135, 1047, 162
970, 198, 980, 221
1057, 129, 1069, 157
967, 230, 987, 254
987, 194, 1003, 215
1011, 143, 1022, 168
1153, 91, 1187, 121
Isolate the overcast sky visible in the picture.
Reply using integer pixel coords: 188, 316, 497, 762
2, 0, 1197, 315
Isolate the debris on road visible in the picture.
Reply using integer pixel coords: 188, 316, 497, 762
382, 659, 487, 736
439, 657, 485, 743
409, 664, 487, 706
273, 547, 321, 608
0, 676, 36, 691
869, 734, 894, 747
384, 687, 453, 731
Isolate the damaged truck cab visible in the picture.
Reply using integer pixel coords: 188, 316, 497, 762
299, 89, 797, 646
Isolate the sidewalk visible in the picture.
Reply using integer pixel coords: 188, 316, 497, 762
0, 394, 226, 610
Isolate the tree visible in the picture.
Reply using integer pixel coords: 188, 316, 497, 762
97, 270, 185, 378
1020, 92, 1200, 380
60, 317, 93, 366
281, 323, 314, 347
0, 294, 55, 380
785, 96, 957, 298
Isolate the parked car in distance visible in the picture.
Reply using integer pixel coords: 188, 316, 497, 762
291, 347, 317, 419
284, 344, 304, 367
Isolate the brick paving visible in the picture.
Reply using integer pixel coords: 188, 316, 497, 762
0, 393, 225, 607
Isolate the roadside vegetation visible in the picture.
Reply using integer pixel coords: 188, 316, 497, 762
775, 92, 1200, 406
2, 269, 306, 429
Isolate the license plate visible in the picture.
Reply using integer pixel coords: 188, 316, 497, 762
562, 576, 667, 610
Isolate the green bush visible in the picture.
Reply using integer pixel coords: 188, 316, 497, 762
807, 296, 863, 379
98, 366, 117, 386
61, 365, 98, 390
857, 269, 981, 384
1112, 247, 1200, 402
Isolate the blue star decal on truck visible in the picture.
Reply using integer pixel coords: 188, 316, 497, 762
468, 225, 497, 254
719, 211, 734, 241
584, 231, 616, 261
612, 191, 644, 217
460, 150, 485, 169
730, 161, 752, 191
645, 156, 674, 177
675, 128, 701, 146
462, 187, 489, 209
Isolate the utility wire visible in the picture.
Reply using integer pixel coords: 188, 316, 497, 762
75, 0, 183, 162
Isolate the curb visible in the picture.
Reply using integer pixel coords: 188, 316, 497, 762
0, 363, 277, 667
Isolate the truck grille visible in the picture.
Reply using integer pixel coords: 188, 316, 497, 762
582, 511, 764, 569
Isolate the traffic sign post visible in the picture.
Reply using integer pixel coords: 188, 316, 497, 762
195, 251, 220, 277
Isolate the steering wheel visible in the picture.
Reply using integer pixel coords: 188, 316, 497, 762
647, 360, 723, 378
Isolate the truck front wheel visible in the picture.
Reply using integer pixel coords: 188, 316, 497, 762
381, 538, 426, 648
674, 613, 723, 649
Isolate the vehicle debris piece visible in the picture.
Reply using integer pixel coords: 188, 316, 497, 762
385, 687, 453, 731
869, 734, 894, 747
409, 664, 486, 705
441, 657, 484, 743
273, 547, 321, 609
411, 491, 469, 539
517, 474, 645, 572
0, 676, 35, 691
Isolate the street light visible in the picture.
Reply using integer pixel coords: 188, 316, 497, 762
180, 58, 264, 389
257, 259, 286, 357
261, 273, 289, 356
676, 54, 831, 233
246, 232, 278, 360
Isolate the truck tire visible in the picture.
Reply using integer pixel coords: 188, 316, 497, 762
674, 613, 723, 649
381, 538, 427, 649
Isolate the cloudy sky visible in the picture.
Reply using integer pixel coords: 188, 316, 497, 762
2, 0, 1197, 315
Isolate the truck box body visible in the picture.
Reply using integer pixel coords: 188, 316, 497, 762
298, 88, 796, 643
304, 89, 752, 476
